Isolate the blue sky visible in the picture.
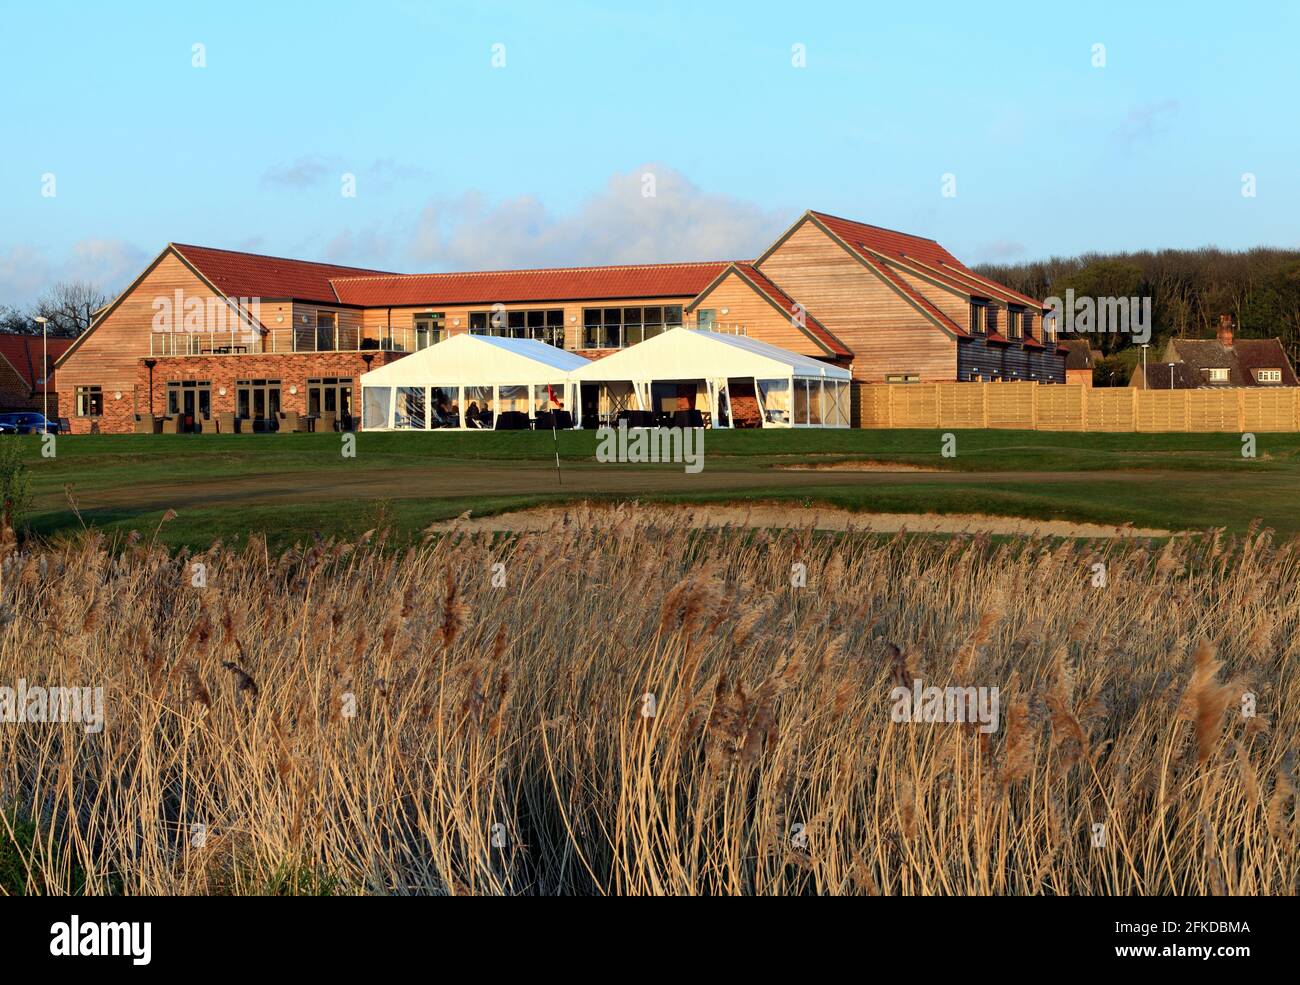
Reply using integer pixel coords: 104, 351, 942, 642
2, 0, 1297, 306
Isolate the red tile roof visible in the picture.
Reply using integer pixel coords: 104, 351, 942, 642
172, 244, 394, 305
330, 261, 731, 307
730, 263, 851, 357
857, 254, 968, 338
809, 211, 1041, 309
0, 334, 73, 392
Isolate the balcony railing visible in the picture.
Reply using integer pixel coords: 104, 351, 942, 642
148, 326, 413, 357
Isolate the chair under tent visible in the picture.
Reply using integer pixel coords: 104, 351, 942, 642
567, 326, 852, 428
358, 334, 588, 431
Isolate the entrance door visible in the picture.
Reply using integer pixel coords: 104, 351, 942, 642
413, 313, 445, 350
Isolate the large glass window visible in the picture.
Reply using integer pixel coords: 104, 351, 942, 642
756, 379, 791, 426
581, 304, 683, 349
307, 377, 353, 420
316, 312, 337, 352
236, 379, 281, 421
75, 386, 103, 417
469, 309, 564, 348
534, 382, 566, 413
824, 380, 850, 427
165, 380, 212, 428
414, 313, 446, 350
806, 380, 823, 425
793, 379, 811, 425
395, 387, 426, 429
464, 386, 494, 428
362, 387, 392, 429
430, 386, 461, 428
497, 385, 529, 414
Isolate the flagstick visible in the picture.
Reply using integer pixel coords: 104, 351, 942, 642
552, 418, 562, 487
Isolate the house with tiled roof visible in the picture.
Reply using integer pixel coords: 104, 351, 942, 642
1060, 339, 1102, 386
53, 210, 1064, 433
0, 334, 73, 413
1129, 315, 1298, 390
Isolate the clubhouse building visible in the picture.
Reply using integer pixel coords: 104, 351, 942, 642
53, 210, 1066, 433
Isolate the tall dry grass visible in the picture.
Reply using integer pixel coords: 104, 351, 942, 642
0, 506, 1296, 895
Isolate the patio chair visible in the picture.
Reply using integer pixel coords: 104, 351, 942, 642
552, 410, 574, 430
160, 416, 180, 434
199, 415, 219, 434
134, 414, 156, 434
277, 410, 305, 433
317, 411, 338, 433
218, 412, 239, 434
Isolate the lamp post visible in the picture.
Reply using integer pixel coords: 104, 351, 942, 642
1168, 363, 1175, 390
143, 359, 157, 416
1140, 343, 1149, 390
33, 316, 48, 428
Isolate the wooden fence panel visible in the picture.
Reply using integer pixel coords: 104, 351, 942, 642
1036, 384, 1086, 431
891, 383, 940, 428
986, 383, 1036, 429
1085, 388, 1136, 431
1185, 389, 1241, 432
854, 382, 891, 428
937, 382, 986, 429
1241, 388, 1299, 432
851, 383, 1299, 431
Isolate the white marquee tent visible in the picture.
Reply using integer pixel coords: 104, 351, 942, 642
360, 333, 590, 430
569, 327, 852, 427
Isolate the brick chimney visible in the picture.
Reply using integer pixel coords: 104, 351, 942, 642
1217, 313, 1234, 348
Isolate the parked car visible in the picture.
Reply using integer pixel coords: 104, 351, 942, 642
0, 412, 62, 434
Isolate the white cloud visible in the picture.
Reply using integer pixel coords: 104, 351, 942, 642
262, 155, 340, 189
404, 165, 787, 270
0, 238, 148, 309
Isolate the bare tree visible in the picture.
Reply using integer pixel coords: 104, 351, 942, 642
31, 281, 111, 338
0, 305, 29, 334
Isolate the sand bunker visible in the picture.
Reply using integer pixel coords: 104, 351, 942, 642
426, 502, 1173, 539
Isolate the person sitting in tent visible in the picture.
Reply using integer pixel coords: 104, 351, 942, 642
465, 401, 491, 429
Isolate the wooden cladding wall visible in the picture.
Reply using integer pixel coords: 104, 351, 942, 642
688, 271, 826, 355
854, 382, 1300, 432
757, 220, 956, 382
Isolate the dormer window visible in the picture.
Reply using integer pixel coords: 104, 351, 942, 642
986, 306, 999, 335
1257, 368, 1282, 383
1023, 313, 1035, 339
1207, 367, 1229, 382
1007, 308, 1022, 339
969, 301, 986, 334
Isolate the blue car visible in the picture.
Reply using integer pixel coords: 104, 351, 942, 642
0, 412, 61, 434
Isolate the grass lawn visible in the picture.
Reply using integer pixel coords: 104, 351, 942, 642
14, 428, 1300, 550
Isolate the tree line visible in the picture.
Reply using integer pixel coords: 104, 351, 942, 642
975, 247, 1300, 361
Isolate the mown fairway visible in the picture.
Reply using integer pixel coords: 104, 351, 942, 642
15, 428, 1300, 550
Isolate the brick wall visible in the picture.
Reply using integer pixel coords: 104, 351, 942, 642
60, 350, 407, 434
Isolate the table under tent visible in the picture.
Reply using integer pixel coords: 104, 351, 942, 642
359, 333, 590, 431
568, 326, 853, 428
